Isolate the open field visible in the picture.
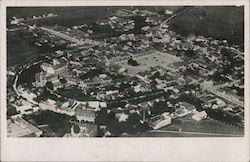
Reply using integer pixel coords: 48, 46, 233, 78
7, 31, 49, 66
7, 7, 113, 28
161, 117, 244, 135
124, 116, 244, 137
169, 6, 244, 45
118, 50, 181, 74
7, 7, 113, 66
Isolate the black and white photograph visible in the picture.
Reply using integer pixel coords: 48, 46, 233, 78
6, 5, 245, 138
1, 0, 249, 161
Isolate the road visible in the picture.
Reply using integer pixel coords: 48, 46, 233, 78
13, 60, 42, 104
40, 27, 81, 44
40, 26, 101, 48
205, 81, 244, 107
160, 6, 194, 28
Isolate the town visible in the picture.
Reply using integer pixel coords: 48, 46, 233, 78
7, 6, 244, 137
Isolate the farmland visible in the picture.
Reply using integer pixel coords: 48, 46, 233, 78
169, 6, 244, 45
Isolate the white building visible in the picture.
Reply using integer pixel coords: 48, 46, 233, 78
150, 112, 171, 130
192, 111, 207, 121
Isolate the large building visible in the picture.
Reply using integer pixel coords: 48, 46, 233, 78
75, 109, 96, 122
150, 112, 171, 130
11, 117, 43, 137
35, 61, 68, 87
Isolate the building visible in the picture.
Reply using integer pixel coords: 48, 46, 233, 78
13, 117, 43, 137
75, 109, 96, 122
51, 79, 63, 90
55, 106, 75, 116
78, 123, 98, 137
66, 122, 98, 137
7, 119, 36, 137
115, 113, 129, 122
150, 112, 171, 129
35, 62, 68, 87
35, 71, 47, 87
179, 102, 196, 113
87, 101, 100, 111
15, 104, 33, 115
192, 111, 207, 121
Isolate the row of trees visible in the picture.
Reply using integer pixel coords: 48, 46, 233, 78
205, 108, 243, 127
95, 108, 150, 136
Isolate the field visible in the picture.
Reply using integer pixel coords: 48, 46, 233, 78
124, 116, 244, 137
161, 117, 244, 135
7, 7, 113, 28
169, 6, 244, 45
7, 31, 49, 66
7, 7, 113, 66
118, 50, 181, 75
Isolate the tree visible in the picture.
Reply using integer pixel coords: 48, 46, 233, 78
151, 101, 168, 115
185, 49, 197, 58
60, 78, 67, 84
95, 108, 108, 125
73, 124, 80, 134
178, 94, 204, 111
135, 122, 151, 133
128, 58, 139, 66
125, 113, 142, 134
45, 81, 53, 90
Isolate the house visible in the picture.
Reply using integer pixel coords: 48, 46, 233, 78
164, 9, 173, 15
56, 106, 75, 116
100, 102, 107, 108
209, 98, 226, 108
173, 106, 189, 117
150, 112, 171, 129
38, 101, 51, 110
75, 109, 96, 122
15, 104, 33, 115
35, 72, 47, 87
173, 102, 196, 118
51, 79, 63, 90
88, 101, 100, 111
41, 62, 68, 76
179, 102, 196, 113
115, 113, 129, 122
192, 110, 207, 121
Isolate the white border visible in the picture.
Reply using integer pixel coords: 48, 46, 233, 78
1, 0, 249, 161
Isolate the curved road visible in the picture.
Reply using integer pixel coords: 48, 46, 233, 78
160, 6, 194, 28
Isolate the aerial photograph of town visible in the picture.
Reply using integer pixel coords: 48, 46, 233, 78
6, 6, 244, 137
